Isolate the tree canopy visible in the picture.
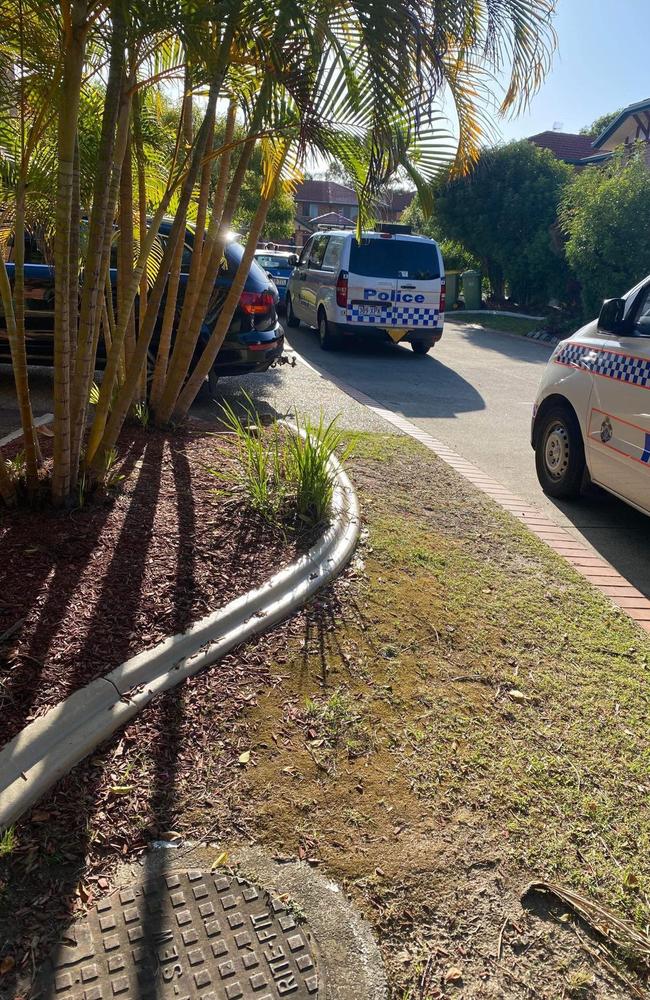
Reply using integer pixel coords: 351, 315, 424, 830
433, 141, 573, 305
560, 148, 650, 316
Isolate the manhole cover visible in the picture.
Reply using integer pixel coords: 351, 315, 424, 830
33, 870, 321, 999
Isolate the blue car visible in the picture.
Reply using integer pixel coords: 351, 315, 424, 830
253, 249, 299, 306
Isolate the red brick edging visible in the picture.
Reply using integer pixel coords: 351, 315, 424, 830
298, 357, 650, 634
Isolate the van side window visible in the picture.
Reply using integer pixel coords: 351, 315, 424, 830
321, 236, 344, 272
308, 235, 329, 270
632, 286, 650, 337
297, 238, 313, 268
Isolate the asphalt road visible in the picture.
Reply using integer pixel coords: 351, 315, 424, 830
280, 319, 650, 598
2, 317, 649, 596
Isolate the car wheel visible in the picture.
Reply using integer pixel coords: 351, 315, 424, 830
411, 340, 430, 355
535, 403, 586, 499
208, 369, 220, 399
286, 294, 300, 328
318, 310, 340, 351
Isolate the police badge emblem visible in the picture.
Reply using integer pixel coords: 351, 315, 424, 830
600, 417, 613, 443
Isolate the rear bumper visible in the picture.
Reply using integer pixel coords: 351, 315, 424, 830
212, 322, 285, 376
330, 321, 443, 345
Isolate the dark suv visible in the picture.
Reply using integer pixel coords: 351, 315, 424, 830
0, 219, 284, 379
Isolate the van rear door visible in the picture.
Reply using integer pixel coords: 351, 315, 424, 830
346, 236, 442, 338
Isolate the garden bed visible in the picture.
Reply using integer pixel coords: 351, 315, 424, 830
0, 421, 294, 745
2, 433, 649, 999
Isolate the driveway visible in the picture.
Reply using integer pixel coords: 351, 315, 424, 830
278, 319, 650, 598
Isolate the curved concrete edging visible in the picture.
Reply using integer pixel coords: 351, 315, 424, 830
0, 427, 360, 830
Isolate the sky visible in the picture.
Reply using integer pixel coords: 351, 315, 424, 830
496, 0, 650, 142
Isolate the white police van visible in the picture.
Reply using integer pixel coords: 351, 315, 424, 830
285, 225, 445, 353
532, 277, 650, 516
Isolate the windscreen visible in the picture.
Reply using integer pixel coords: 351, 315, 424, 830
348, 239, 440, 280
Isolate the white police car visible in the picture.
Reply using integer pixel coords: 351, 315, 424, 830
532, 278, 650, 516
285, 225, 445, 353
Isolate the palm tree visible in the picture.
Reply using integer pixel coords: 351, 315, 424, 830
0, 0, 557, 506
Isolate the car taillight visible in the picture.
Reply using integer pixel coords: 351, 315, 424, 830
240, 290, 274, 315
336, 270, 348, 308
439, 277, 446, 314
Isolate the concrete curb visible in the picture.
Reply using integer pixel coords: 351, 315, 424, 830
0, 429, 360, 830
290, 347, 650, 634
0, 412, 54, 448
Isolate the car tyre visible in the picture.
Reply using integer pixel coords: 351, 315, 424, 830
535, 402, 586, 499
208, 369, 220, 399
286, 294, 300, 328
318, 309, 341, 351
411, 340, 430, 355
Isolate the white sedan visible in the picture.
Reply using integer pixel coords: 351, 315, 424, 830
532, 278, 650, 516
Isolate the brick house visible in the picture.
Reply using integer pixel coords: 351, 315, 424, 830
528, 98, 650, 167
292, 180, 414, 245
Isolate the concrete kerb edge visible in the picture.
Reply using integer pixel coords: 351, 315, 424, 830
0, 412, 54, 448
0, 427, 361, 830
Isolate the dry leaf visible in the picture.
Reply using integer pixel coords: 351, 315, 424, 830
508, 690, 527, 703
0, 957, 15, 975
445, 967, 463, 983
211, 851, 229, 871
238, 751, 251, 765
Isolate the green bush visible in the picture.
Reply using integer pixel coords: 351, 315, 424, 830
560, 147, 650, 316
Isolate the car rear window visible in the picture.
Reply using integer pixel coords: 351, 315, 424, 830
348, 239, 440, 280
225, 242, 268, 289
255, 254, 290, 269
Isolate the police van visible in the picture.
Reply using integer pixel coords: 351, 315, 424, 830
532, 277, 650, 516
285, 225, 445, 353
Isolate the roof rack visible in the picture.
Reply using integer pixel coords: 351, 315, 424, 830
375, 222, 413, 235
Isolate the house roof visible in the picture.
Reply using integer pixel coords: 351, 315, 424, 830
310, 211, 355, 226
593, 97, 650, 148
294, 180, 358, 205
384, 189, 414, 213
527, 131, 598, 164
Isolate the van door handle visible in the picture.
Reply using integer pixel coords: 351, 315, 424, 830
298, 271, 306, 280
399, 284, 416, 289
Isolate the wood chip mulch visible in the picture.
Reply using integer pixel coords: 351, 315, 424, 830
0, 422, 294, 745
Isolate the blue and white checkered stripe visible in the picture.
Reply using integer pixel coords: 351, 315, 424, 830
346, 303, 440, 327
555, 343, 650, 389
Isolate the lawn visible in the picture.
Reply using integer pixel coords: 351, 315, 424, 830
447, 311, 544, 336
1, 432, 649, 999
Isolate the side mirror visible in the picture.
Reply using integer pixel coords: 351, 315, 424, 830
288, 254, 298, 266
597, 297, 626, 335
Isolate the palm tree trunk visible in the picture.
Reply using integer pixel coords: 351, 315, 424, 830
149, 66, 195, 408
69, 0, 127, 483
118, 129, 136, 369
132, 86, 148, 395
153, 112, 261, 426
11, 178, 40, 493
0, 448, 16, 507
69, 137, 80, 357
87, 81, 220, 474
51, 3, 87, 505
172, 149, 287, 420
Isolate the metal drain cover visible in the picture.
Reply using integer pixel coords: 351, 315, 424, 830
33, 870, 321, 999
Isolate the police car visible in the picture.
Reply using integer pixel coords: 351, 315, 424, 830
285, 225, 445, 353
532, 278, 650, 516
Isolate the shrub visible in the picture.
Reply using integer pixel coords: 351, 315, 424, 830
213, 401, 350, 538
560, 147, 650, 316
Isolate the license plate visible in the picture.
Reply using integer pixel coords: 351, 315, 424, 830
358, 303, 384, 317
274, 277, 287, 286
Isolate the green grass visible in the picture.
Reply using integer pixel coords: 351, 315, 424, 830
213, 399, 351, 536
448, 311, 543, 336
